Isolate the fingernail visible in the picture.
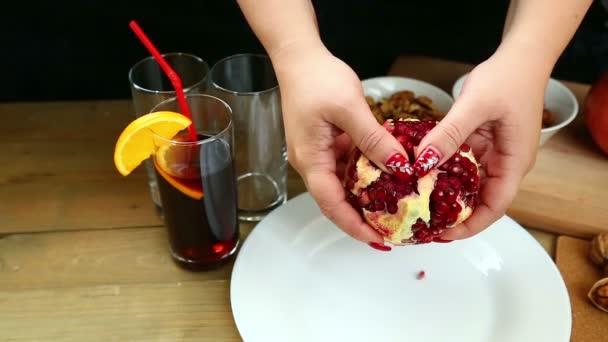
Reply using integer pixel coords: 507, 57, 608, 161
433, 237, 453, 243
413, 146, 442, 177
385, 153, 414, 181
368, 242, 392, 251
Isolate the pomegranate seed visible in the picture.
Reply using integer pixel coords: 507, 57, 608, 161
374, 200, 385, 211
434, 201, 450, 214
467, 162, 477, 173
397, 135, 408, 145
387, 202, 398, 214
414, 230, 427, 239
395, 125, 405, 135
416, 270, 426, 280
431, 190, 445, 201
421, 235, 433, 243
346, 179, 355, 190
460, 143, 471, 152
448, 177, 461, 189
452, 155, 461, 163
360, 191, 371, 206
449, 164, 463, 175
368, 188, 377, 201
446, 189, 457, 202
436, 179, 450, 191
446, 212, 459, 224
381, 189, 390, 200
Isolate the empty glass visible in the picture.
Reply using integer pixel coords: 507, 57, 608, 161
208, 54, 287, 222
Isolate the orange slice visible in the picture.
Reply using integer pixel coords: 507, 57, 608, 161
152, 157, 203, 200
113, 111, 192, 176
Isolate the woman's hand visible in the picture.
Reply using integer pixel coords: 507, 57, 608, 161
415, 49, 550, 241
271, 42, 407, 245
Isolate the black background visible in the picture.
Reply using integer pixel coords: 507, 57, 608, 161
2, 0, 608, 102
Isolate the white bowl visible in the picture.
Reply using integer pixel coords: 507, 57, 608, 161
362, 76, 454, 112
451, 73, 579, 146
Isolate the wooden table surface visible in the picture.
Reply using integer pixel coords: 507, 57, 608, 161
0, 56, 596, 341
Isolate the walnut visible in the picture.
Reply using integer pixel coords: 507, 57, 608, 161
365, 96, 376, 106
366, 90, 446, 123
588, 278, 608, 313
542, 108, 556, 128
590, 233, 608, 269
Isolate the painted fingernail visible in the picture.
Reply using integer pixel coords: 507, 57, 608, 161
385, 153, 414, 181
413, 146, 441, 177
433, 237, 453, 243
368, 242, 392, 251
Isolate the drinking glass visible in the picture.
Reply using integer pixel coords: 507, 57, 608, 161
151, 94, 239, 270
208, 53, 287, 222
129, 52, 209, 215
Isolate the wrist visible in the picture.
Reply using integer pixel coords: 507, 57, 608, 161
268, 37, 329, 78
493, 37, 556, 83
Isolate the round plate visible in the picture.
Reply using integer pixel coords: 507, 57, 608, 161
231, 193, 571, 342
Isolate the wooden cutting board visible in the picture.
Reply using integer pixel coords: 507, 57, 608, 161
389, 56, 608, 238
555, 236, 608, 341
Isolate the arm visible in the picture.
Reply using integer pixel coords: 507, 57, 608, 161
236, 0, 322, 61
236, 0, 407, 247
500, 0, 593, 77
417, 0, 593, 241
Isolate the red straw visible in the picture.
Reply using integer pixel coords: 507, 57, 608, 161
129, 20, 197, 141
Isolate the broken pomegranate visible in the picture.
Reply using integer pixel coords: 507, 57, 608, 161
343, 118, 480, 245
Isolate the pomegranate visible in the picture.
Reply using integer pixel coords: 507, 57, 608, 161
343, 118, 480, 245
583, 71, 608, 155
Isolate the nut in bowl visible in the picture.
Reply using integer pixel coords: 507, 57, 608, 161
451, 73, 579, 146
362, 76, 454, 124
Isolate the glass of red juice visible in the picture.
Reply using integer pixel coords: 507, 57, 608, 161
150, 94, 239, 270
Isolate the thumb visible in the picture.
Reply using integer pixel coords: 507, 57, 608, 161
413, 96, 483, 177
330, 96, 413, 180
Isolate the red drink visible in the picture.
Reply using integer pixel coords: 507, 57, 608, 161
153, 134, 239, 270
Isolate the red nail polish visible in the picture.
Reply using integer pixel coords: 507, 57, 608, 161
386, 153, 414, 181
368, 242, 392, 251
433, 237, 453, 243
414, 146, 441, 177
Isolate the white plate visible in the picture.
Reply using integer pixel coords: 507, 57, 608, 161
362, 76, 454, 112
231, 193, 571, 342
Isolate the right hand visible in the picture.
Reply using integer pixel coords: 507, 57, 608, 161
270, 41, 407, 245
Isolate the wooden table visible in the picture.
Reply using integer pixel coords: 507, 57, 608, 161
0, 56, 596, 340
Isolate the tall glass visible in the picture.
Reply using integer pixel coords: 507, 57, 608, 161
208, 53, 287, 222
129, 52, 209, 215
151, 94, 239, 270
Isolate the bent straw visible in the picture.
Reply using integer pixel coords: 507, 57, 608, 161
129, 20, 197, 141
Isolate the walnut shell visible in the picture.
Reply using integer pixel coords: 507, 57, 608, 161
589, 233, 608, 268
588, 277, 608, 313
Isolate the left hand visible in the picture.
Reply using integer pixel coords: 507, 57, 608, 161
415, 50, 550, 241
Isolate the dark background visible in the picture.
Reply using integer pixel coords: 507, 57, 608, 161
2, 0, 608, 102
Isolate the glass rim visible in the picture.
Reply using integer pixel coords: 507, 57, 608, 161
149, 94, 233, 147
209, 53, 279, 96
128, 52, 209, 95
